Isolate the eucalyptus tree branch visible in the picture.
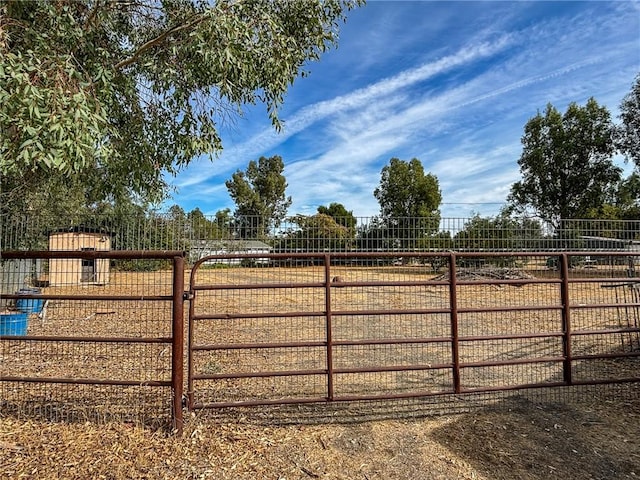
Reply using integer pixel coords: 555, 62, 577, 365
115, 13, 205, 70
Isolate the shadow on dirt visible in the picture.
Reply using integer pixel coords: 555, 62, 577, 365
196, 357, 640, 480
430, 360, 640, 480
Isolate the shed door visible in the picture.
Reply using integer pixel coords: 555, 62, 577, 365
81, 248, 96, 282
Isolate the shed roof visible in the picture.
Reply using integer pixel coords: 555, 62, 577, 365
49, 226, 111, 235
193, 240, 271, 250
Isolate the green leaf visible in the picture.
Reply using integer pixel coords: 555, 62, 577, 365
1, 0, 361, 202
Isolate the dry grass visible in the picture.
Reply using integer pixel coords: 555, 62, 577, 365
2, 265, 640, 478
2, 383, 639, 479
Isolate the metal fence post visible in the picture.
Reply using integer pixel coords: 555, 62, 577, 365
187, 262, 197, 412
448, 252, 461, 394
559, 253, 573, 386
324, 254, 334, 401
172, 254, 185, 434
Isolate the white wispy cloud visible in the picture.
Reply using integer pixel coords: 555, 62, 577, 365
283, 55, 632, 216
169, 1, 640, 220
173, 34, 515, 188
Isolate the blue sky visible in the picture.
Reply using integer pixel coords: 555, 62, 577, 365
167, 0, 640, 219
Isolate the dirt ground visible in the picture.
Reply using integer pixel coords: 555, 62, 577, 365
2, 382, 639, 479
2, 265, 640, 478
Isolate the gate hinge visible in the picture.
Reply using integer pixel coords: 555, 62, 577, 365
183, 291, 194, 301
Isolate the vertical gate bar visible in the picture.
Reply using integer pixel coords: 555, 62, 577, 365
171, 254, 185, 434
448, 252, 461, 393
187, 262, 197, 411
559, 253, 573, 385
613, 286, 623, 352
324, 254, 334, 401
631, 283, 640, 350
621, 285, 628, 351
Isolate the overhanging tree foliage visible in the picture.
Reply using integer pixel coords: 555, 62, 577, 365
508, 99, 621, 226
0, 0, 362, 203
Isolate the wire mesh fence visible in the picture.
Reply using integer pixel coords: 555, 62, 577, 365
3, 214, 640, 257
187, 252, 640, 411
0, 251, 185, 431
2, 213, 640, 428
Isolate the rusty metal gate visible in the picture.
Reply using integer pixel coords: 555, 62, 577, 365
186, 251, 640, 411
1, 250, 185, 432
5, 250, 638, 427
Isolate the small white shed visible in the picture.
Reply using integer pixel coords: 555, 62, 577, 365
48, 228, 111, 286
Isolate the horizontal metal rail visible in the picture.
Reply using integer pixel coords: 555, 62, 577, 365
572, 351, 640, 361
188, 251, 640, 411
1, 294, 173, 302
1, 376, 171, 387
0, 249, 185, 433
190, 250, 640, 261
2, 250, 185, 259
191, 332, 568, 352
571, 327, 640, 336
194, 369, 327, 380
192, 311, 326, 320
0, 335, 172, 343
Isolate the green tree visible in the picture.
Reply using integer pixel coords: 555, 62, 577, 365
277, 213, 351, 252
225, 155, 292, 238
0, 0, 362, 204
615, 174, 640, 220
586, 174, 640, 219
508, 99, 621, 226
419, 231, 453, 251
453, 212, 544, 252
356, 217, 394, 251
214, 208, 233, 237
373, 157, 442, 248
0, 172, 161, 250
583, 174, 640, 240
0, 174, 90, 249
616, 74, 640, 166
317, 202, 357, 237
185, 208, 214, 240
167, 205, 187, 224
